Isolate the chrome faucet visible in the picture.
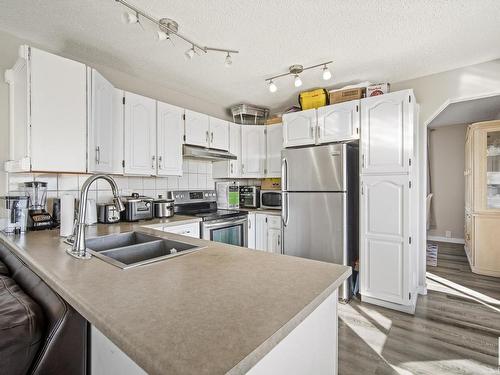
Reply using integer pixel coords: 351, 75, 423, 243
66, 174, 125, 260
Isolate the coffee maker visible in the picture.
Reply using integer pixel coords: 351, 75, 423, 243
0, 196, 29, 233
23, 181, 55, 230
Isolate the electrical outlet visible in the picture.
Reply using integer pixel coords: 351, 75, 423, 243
445, 230, 452, 238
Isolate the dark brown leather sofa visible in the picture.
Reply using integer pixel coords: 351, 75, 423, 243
0, 242, 88, 375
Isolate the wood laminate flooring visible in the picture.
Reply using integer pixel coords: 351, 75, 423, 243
338, 241, 500, 375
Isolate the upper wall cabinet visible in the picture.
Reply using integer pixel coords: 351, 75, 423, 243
212, 122, 241, 178
123, 91, 156, 176
4, 45, 87, 173
265, 123, 283, 177
317, 101, 360, 144
360, 91, 413, 175
157, 101, 184, 176
88, 69, 123, 174
209, 117, 229, 151
282, 108, 317, 148
184, 110, 210, 148
241, 125, 266, 178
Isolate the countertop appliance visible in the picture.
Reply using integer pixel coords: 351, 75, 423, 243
239, 186, 260, 208
153, 194, 175, 218
23, 181, 55, 231
120, 193, 154, 222
0, 195, 29, 233
216, 181, 240, 209
282, 142, 359, 302
260, 190, 282, 210
98, 204, 121, 224
173, 190, 248, 247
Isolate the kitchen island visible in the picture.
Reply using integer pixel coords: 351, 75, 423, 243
0, 217, 351, 375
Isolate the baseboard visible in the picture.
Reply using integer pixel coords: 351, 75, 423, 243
427, 236, 465, 244
360, 294, 417, 315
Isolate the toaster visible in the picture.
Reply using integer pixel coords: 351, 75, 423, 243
120, 193, 154, 222
98, 204, 121, 224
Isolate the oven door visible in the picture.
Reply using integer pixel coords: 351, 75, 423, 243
201, 216, 248, 247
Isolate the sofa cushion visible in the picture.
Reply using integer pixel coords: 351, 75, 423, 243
0, 275, 45, 375
0, 259, 9, 275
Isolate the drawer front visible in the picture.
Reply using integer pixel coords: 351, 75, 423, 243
162, 223, 200, 238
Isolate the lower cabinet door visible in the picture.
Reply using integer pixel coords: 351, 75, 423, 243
267, 228, 282, 254
360, 174, 411, 305
255, 213, 268, 251
247, 213, 256, 249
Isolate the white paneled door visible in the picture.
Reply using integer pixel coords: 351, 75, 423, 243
317, 101, 360, 144
185, 110, 210, 147
360, 91, 412, 175
208, 117, 229, 151
266, 124, 283, 177
282, 108, 317, 147
124, 92, 156, 175
241, 125, 266, 178
157, 102, 184, 176
360, 174, 411, 305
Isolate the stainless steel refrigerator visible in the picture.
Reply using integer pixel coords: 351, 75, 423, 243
281, 142, 358, 302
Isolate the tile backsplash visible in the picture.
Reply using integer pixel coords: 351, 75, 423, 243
7, 159, 263, 205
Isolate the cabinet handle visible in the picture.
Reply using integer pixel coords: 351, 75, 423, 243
95, 146, 100, 164
211, 132, 214, 143
248, 219, 251, 229
158, 156, 163, 170
317, 125, 321, 139
241, 164, 245, 174
310, 126, 314, 138
361, 154, 365, 168
206, 131, 209, 144
230, 162, 234, 174
278, 234, 281, 247
152, 155, 156, 169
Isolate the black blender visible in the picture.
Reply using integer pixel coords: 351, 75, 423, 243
23, 181, 55, 230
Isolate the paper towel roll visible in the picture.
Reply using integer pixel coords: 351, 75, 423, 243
60, 194, 75, 237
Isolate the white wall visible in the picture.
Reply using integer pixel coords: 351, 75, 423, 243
427, 124, 467, 240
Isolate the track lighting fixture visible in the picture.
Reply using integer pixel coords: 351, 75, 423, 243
185, 46, 195, 59
268, 80, 277, 93
224, 53, 232, 67
115, 0, 239, 65
322, 65, 332, 80
265, 61, 333, 93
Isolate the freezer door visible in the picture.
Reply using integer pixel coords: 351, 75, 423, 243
282, 192, 346, 265
282, 144, 346, 192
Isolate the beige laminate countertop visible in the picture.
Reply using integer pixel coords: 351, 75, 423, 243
0, 216, 350, 375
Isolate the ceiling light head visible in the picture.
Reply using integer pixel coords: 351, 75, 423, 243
294, 74, 302, 88
224, 53, 232, 67
185, 46, 195, 59
121, 11, 138, 24
156, 30, 168, 41
268, 80, 277, 93
322, 65, 332, 80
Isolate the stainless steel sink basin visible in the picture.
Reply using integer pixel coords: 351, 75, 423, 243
86, 231, 203, 269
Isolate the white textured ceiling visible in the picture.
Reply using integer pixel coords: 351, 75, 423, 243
1, 0, 500, 113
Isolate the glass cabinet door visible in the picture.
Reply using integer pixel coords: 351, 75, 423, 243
486, 130, 500, 209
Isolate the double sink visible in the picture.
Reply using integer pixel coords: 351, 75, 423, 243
86, 231, 203, 269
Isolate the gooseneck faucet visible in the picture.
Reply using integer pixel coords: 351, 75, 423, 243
66, 174, 125, 260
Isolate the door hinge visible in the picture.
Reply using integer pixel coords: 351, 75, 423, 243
409, 236, 412, 244
409, 181, 412, 188
356, 127, 359, 134
409, 292, 411, 300
264, 128, 267, 135
122, 97, 126, 105
356, 104, 359, 112
361, 184, 364, 195
409, 95, 412, 103
265, 217, 268, 223
122, 160, 125, 168
182, 114, 186, 120
183, 134, 186, 142
409, 158, 412, 166
264, 168, 267, 174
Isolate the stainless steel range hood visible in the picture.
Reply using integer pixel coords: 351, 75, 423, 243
183, 145, 237, 161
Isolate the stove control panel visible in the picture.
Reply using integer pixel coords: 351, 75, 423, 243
173, 190, 216, 204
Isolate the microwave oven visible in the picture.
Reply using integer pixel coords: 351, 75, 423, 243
239, 186, 260, 208
260, 190, 281, 210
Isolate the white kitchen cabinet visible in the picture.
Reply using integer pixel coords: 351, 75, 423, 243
247, 212, 256, 249
88, 69, 124, 174
160, 222, 200, 238
265, 124, 283, 177
208, 117, 229, 151
317, 101, 360, 144
184, 110, 210, 147
213, 123, 241, 178
4, 45, 87, 173
282, 109, 317, 148
123, 91, 156, 176
241, 125, 266, 178
255, 213, 282, 253
157, 102, 184, 176
360, 174, 411, 306
360, 91, 413, 175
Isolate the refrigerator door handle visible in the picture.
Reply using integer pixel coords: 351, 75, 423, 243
281, 158, 288, 191
282, 192, 289, 226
